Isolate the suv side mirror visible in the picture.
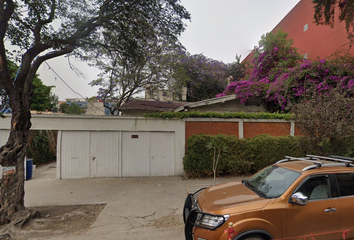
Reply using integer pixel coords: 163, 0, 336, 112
290, 192, 308, 206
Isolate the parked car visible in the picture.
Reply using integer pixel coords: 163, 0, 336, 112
183, 155, 354, 240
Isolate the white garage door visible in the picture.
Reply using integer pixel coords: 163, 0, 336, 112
150, 132, 174, 176
61, 131, 90, 179
122, 132, 174, 177
90, 131, 120, 178
60, 131, 174, 178
61, 131, 120, 179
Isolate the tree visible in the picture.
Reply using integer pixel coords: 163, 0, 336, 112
59, 103, 84, 115
171, 53, 230, 102
292, 88, 354, 156
1, 61, 58, 112
30, 77, 58, 112
313, 0, 354, 46
217, 29, 302, 109
206, 138, 228, 185
90, 41, 184, 115
250, 29, 302, 81
227, 54, 247, 82
0, 0, 189, 228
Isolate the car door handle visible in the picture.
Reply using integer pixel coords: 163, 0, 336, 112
324, 208, 336, 213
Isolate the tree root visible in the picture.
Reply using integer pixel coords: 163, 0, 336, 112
0, 209, 40, 239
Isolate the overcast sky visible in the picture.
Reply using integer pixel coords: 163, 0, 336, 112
38, 0, 301, 101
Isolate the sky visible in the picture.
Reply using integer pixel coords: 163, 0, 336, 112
38, 0, 301, 101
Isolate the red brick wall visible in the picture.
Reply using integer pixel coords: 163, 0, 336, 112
294, 124, 303, 136
243, 122, 291, 138
185, 122, 239, 143
185, 121, 303, 145
243, 0, 354, 64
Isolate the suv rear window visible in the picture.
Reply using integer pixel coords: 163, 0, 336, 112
336, 173, 354, 197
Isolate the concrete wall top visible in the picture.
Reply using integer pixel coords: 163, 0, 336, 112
185, 118, 293, 123
0, 114, 185, 132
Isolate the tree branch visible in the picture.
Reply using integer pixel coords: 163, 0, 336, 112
0, 0, 15, 91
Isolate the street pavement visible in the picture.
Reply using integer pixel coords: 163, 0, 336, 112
25, 163, 243, 240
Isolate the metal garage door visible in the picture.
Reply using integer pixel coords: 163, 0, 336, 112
61, 131, 90, 179
149, 132, 174, 176
61, 131, 120, 179
121, 132, 150, 177
122, 132, 174, 177
60, 131, 174, 178
90, 131, 120, 177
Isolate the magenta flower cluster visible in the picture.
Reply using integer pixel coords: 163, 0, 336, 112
218, 57, 354, 112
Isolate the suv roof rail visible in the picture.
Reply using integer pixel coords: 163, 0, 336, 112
277, 156, 322, 167
328, 155, 354, 162
307, 155, 354, 166
276, 155, 354, 171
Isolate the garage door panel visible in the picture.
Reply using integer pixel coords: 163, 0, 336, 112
61, 131, 90, 179
90, 131, 119, 177
150, 132, 174, 176
122, 132, 149, 177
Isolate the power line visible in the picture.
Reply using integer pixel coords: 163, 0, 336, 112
44, 61, 106, 114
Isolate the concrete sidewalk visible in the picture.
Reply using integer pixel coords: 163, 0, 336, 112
25, 163, 243, 240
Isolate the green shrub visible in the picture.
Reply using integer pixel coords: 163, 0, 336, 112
26, 131, 56, 165
183, 134, 311, 178
144, 111, 293, 120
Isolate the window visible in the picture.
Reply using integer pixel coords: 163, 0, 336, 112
296, 175, 330, 200
336, 173, 354, 197
303, 23, 308, 32
245, 166, 301, 198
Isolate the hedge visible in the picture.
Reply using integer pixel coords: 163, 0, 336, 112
183, 134, 311, 178
26, 131, 56, 165
143, 111, 293, 120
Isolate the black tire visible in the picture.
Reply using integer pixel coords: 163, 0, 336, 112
241, 234, 264, 240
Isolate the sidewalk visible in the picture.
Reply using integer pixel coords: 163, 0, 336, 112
24, 163, 243, 240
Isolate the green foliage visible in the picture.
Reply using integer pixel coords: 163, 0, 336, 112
1, 61, 58, 112
30, 77, 57, 111
143, 111, 293, 120
206, 138, 229, 184
26, 131, 56, 166
252, 29, 302, 81
183, 134, 310, 178
228, 54, 247, 82
292, 88, 354, 156
59, 103, 84, 115
170, 53, 230, 102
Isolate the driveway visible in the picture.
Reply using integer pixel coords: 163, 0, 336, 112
25, 163, 242, 240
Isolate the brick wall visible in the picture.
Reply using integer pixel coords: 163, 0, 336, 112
185, 121, 239, 144
185, 120, 301, 145
243, 122, 291, 138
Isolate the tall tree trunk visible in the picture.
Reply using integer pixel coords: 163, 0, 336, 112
0, 102, 31, 225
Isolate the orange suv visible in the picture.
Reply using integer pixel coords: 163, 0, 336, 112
183, 155, 354, 240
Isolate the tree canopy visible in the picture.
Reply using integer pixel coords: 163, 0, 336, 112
90, 41, 184, 115
171, 53, 230, 102
1, 61, 58, 112
59, 102, 84, 115
292, 88, 354, 156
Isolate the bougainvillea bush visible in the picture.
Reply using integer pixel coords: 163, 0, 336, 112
217, 29, 354, 112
